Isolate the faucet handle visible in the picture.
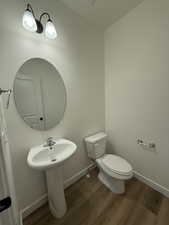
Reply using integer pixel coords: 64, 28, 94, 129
43, 137, 54, 147
46, 137, 56, 147
47, 137, 53, 142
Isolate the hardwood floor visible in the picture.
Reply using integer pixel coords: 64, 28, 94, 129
23, 169, 169, 225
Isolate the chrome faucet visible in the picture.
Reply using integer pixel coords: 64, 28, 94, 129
44, 137, 56, 147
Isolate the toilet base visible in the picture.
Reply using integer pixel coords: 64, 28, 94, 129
98, 170, 125, 194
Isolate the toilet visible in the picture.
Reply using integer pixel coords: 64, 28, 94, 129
85, 132, 133, 194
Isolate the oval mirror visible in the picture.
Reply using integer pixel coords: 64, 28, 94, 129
13, 58, 66, 131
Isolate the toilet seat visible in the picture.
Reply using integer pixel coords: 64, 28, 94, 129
96, 154, 133, 180
102, 154, 132, 176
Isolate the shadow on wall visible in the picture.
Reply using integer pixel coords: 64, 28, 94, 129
106, 140, 116, 154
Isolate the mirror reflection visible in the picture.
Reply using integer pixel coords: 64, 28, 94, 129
14, 58, 66, 131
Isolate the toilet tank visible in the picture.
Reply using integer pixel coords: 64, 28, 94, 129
85, 132, 107, 159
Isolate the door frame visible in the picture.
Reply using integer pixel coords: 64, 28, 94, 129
0, 96, 20, 225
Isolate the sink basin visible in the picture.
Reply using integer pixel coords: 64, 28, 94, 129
27, 139, 77, 170
27, 138, 77, 218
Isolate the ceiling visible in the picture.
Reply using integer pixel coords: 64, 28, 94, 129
60, 0, 144, 29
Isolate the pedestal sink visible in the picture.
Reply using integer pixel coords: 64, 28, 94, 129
27, 139, 77, 218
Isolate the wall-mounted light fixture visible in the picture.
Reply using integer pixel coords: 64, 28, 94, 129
22, 3, 57, 40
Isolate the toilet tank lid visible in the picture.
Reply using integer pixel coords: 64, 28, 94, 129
85, 132, 107, 143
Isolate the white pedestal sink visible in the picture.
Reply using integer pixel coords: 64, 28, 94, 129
27, 139, 77, 218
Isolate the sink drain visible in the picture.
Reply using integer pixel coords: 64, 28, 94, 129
51, 159, 56, 162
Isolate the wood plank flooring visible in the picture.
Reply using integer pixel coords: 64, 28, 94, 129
23, 169, 169, 225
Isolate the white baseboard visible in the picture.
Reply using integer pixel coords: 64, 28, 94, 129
64, 163, 95, 189
21, 194, 48, 219
134, 171, 169, 198
20, 163, 95, 220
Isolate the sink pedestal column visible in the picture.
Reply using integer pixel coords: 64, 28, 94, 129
46, 166, 67, 218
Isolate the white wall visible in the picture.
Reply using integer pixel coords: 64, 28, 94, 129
0, 0, 105, 210
105, 0, 169, 191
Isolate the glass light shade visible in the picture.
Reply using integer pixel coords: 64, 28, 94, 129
45, 21, 57, 39
22, 10, 37, 32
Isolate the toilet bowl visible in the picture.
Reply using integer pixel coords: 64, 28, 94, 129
85, 132, 133, 194
96, 154, 133, 193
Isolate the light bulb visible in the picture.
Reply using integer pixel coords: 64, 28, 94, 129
22, 10, 37, 32
45, 20, 57, 39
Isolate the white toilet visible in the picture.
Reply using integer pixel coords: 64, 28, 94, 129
85, 132, 133, 194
